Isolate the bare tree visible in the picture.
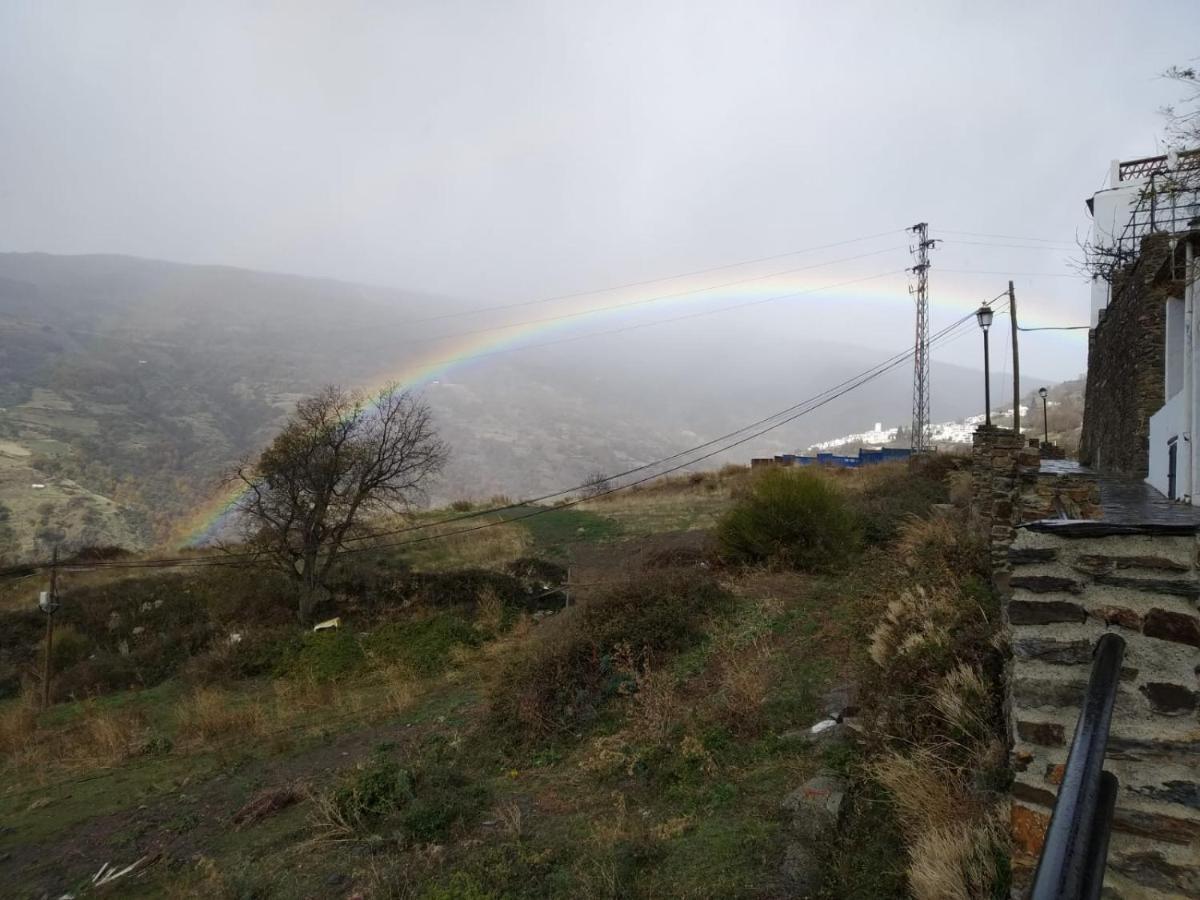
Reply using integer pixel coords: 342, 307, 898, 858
1162, 64, 1200, 155
229, 383, 448, 621
580, 470, 612, 499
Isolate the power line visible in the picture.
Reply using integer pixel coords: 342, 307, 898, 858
1017, 325, 1090, 332
938, 239, 1073, 252
936, 229, 1076, 247
30, 307, 987, 577
939, 268, 1079, 279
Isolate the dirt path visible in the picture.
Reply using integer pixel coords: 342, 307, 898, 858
2, 714, 438, 897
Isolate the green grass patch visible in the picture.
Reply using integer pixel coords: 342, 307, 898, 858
505, 506, 623, 557
366, 614, 480, 676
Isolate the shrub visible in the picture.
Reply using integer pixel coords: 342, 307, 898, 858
312, 756, 414, 839
365, 614, 479, 676
182, 629, 292, 686
274, 630, 366, 682
401, 767, 490, 841
176, 687, 267, 745
716, 469, 860, 568
489, 571, 729, 741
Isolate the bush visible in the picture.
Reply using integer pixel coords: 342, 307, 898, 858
716, 469, 860, 569
274, 630, 366, 682
489, 571, 730, 741
401, 767, 490, 841
365, 614, 479, 676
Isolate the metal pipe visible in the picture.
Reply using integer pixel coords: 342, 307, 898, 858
1029, 633, 1126, 900
1079, 772, 1119, 900
983, 328, 992, 427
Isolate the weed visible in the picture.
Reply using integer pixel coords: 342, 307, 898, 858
366, 614, 479, 676
175, 687, 267, 746
275, 630, 366, 682
717, 468, 860, 569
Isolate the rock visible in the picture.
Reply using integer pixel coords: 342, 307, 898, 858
1111, 851, 1200, 896
780, 841, 823, 896
1143, 609, 1200, 648
781, 769, 846, 842
1009, 600, 1087, 625
1139, 682, 1198, 716
1009, 575, 1085, 594
822, 683, 859, 720
107, 611, 121, 631
1016, 720, 1064, 746
131, 626, 145, 636
1094, 574, 1200, 599
1131, 780, 1200, 810
1008, 547, 1058, 565
1013, 638, 1092, 665
1093, 606, 1142, 631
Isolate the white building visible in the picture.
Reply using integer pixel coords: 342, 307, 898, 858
1086, 152, 1200, 327
1147, 232, 1200, 502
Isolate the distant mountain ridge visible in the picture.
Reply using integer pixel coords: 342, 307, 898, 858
0, 252, 1044, 558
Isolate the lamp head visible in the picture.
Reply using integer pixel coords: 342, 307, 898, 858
1038, 387, 1048, 399
975, 305, 993, 330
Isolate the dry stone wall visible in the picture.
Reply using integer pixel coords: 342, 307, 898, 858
971, 436, 1200, 898
1080, 236, 1180, 476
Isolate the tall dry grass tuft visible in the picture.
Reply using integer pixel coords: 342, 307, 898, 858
908, 814, 1008, 900
869, 587, 955, 669
714, 633, 773, 734
0, 697, 39, 768
60, 705, 148, 769
476, 585, 505, 634
176, 687, 267, 746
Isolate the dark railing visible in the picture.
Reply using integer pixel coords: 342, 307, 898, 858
1028, 633, 1126, 900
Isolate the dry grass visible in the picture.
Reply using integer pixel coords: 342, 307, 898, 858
476, 585, 505, 634
176, 687, 268, 746
908, 814, 1007, 900
410, 519, 531, 570
713, 633, 773, 734
869, 586, 955, 668
0, 696, 39, 763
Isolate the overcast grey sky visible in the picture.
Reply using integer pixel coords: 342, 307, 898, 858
2, 1, 1198, 382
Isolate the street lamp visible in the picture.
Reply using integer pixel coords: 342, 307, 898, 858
976, 305, 994, 427
1039, 387, 1049, 446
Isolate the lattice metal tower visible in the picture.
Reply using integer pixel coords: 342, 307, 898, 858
907, 223, 937, 452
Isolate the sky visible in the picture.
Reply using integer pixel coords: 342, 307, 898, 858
2, 0, 1198, 383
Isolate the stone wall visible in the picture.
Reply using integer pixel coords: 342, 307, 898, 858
1006, 526, 1200, 898
1080, 236, 1181, 476
971, 438, 1200, 898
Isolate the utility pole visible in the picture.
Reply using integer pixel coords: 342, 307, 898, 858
1009, 281, 1020, 436
907, 223, 938, 452
40, 545, 60, 710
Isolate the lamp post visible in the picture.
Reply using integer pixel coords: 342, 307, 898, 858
976, 305, 994, 427
1039, 387, 1049, 446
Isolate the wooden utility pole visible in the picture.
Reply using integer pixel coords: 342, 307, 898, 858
41, 545, 59, 710
1009, 281, 1020, 435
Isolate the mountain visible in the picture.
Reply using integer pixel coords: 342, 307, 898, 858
0, 252, 1043, 558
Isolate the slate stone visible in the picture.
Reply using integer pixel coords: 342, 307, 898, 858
1113, 807, 1200, 845
1111, 851, 1200, 896
780, 769, 846, 842
1010, 575, 1085, 594
1143, 609, 1200, 648
1009, 600, 1088, 625
1013, 678, 1087, 710
1094, 573, 1200, 599
1076, 553, 1188, 573
1131, 780, 1200, 810
1009, 547, 1058, 565
1139, 682, 1199, 715
1016, 720, 1064, 746
1012, 782, 1057, 806
1107, 735, 1200, 761
1092, 606, 1142, 631
1013, 638, 1093, 665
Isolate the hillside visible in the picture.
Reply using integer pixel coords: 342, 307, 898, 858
0, 459, 1006, 898
2, 252, 1048, 558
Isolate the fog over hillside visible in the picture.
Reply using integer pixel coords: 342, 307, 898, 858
0, 252, 1045, 555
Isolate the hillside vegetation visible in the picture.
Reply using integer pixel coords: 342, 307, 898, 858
0, 458, 1008, 899
0, 252, 1060, 560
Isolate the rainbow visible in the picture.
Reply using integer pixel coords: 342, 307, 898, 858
177, 252, 1085, 546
